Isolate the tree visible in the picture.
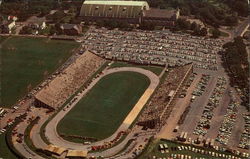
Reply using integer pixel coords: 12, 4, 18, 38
49, 25, 56, 35
200, 27, 207, 36
19, 26, 33, 34
190, 22, 198, 30
225, 16, 238, 26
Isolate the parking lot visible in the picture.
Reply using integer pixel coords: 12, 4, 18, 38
82, 28, 224, 70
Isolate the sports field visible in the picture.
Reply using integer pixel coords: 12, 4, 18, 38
1, 37, 79, 107
57, 71, 150, 141
0, 134, 16, 159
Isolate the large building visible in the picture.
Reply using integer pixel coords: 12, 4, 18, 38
80, 1, 149, 24
79, 0, 179, 26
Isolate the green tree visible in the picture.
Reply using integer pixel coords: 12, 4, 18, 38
200, 27, 207, 36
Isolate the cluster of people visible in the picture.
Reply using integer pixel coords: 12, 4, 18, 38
82, 28, 223, 70
35, 51, 106, 108
193, 77, 227, 136
137, 64, 193, 129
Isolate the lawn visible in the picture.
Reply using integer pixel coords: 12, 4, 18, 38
209, 29, 230, 37
0, 36, 8, 43
0, 134, 16, 159
110, 62, 163, 76
1, 37, 79, 107
57, 71, 150, 141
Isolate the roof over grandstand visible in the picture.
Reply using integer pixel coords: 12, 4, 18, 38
80, 0, 149, 18
66, 150, 88, 158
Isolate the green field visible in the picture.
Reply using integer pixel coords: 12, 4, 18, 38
0, 36, 8, 43
1, 37, 79, 107
57, 71, 150, 141
0, 134, 16, 159
110, 62, 163, 76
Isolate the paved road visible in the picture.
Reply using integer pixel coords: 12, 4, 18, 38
37, 67, 159, 154
233, 17, 250, 37
13, 111, 44, 159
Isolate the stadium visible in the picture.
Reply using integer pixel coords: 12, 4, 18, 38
1, 1, 249, 159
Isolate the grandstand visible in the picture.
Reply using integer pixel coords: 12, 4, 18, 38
137, 64, 193, 129
34, 51, 106, 110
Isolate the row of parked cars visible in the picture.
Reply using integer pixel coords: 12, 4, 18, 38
193, 77, 227, 136
238, 113, 250, 149
216, 91, 239, 145
192, 74, 210, 98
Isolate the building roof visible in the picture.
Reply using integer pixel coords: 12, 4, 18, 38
80, 0, 149, 18
66, 150, 88, 158
143, 9, 176, 19
84, 1, 149, 6
45, 145, 66, 155
60, 24, 80, 31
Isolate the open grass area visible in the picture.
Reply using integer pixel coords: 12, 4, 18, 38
110, 62, 163, 76
1, 36, 79, 107
0, 36, 8, 43
0, 134, 16, 159
138, 139, 243, 159
209, 29, 230, 37
57, 71, 150, 141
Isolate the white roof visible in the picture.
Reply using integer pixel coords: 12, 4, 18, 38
84, 0, 149, 6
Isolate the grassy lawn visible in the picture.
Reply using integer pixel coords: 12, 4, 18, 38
209, 29, 230, 37
138, 139, 243, 159
0, 36, 8, 43
57, 71, 150, 141
1, 37, 79, 108
110, 62, 163, 76
0, 134, 16, 159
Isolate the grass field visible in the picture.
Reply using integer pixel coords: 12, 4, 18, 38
0, 36, 8, 43
57, 71, 150, 141
110, 62, 163, 76
1, 37, 79, 107
0, 134, 16, 159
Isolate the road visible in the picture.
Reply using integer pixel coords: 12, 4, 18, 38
233, 17, 250, 37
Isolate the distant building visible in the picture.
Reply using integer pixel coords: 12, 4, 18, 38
80, 1, 149, 24
59, 24, 82, 35
142, 8, 180, 27
79, 1, 179, 27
